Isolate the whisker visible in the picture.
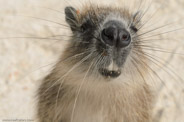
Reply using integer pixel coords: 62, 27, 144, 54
54, 50, 95, 111
70, 56, 96, 122
135, 50, 184, 85
130, 56, 147, 84
133, 47, 184, 56
130, 56, 154, 112
55, 52, 97, 117
0, 36, 94, 44
134, 23, 174, 38
134, 0, 153, 26
41, 48, 96, 97
133, 44, 166, 50
138, 5, 161, 30
133, 50, 170, 91
134, 38, 178, 44
90, 52, 103, 78
131, 55, 157, 87
18, 15, 70, 28
38, 6, 64, 15
132, 50, 180, 106
19, 45, 98, 82
138, 28, 184, 39
37, 24, 69, 30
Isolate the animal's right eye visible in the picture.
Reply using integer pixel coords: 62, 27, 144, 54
130, 25, 138, 33
81, 20, 93, 33
81, 23, 89, 32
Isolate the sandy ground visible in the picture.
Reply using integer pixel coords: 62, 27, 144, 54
0, 0, 184, 122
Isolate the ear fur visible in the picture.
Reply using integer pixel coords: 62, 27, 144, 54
132, 11, 141, 22
65, 6, 79, 31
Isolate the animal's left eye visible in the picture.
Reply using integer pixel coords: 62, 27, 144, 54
130, 26, 138, 33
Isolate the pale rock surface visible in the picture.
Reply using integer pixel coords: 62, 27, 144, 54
0, 0, 184, 122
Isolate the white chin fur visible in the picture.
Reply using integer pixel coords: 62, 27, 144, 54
106, 60, 119, 71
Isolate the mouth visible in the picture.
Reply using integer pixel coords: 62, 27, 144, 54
99, 68, 121, 78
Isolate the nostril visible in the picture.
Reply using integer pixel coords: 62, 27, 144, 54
101, 25, 131, 48
121, 33, 130, 42
118, 30, 131, 48
101, 27, 117, 46
103, 27, 116, 40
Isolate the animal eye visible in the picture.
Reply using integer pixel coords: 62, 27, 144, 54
81, 23, 89, 32
81, 20, 93, 32
130, 26, 138, 33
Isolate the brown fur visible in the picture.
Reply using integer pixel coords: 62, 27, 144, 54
37, 4, 153, 122
37, 50, 153, 122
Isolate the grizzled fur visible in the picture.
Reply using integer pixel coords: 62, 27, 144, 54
37, 4, 153, 122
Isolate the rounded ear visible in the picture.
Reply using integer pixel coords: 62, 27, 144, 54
65, 6, 79, 31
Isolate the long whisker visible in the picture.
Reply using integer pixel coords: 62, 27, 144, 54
55, 49, 96, 111
130, 56, 153, 114
138, 5, 161, 30
134, 50, 184, 85
90, 52, 103, 78
0, 36, 94, 44
134, 0, 153, 26
38, 6, 79, 27
130, 56, 146, 84
133, 46, 184, 56
20, 45, 95, 82
133, 44, 166, 50
133, 38, 179, 44
138, 28, 184, 39
133, 50, 180, 106
38, 6, 64, 15
18, 15, 70, 28
70, 57, 96, 122
131, 55, 156, 87
134, 23, 174, 38
41, 48, 96, 96
133, 51, 170, 90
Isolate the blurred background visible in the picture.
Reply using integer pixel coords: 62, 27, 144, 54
0, 0, 184, 122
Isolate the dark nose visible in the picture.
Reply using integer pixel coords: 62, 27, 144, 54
101, 22, 131, 48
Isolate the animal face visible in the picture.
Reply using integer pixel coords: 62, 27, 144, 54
65, 6, 141, 78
